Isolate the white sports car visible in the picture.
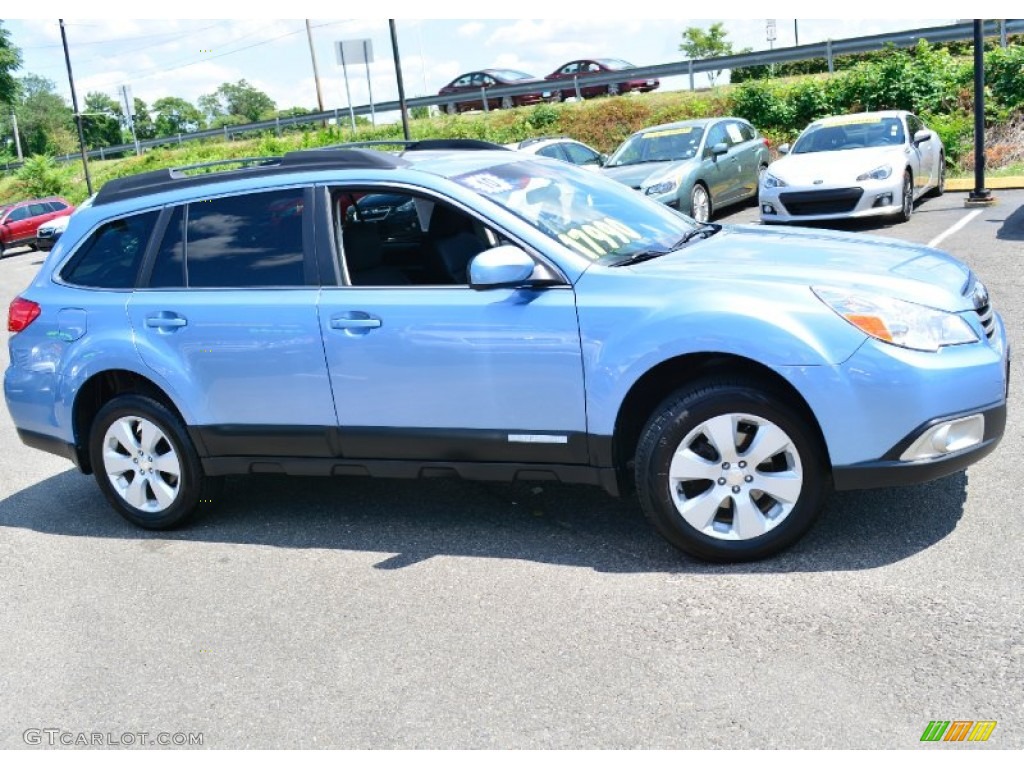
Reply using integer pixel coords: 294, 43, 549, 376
759, 110, 945, 224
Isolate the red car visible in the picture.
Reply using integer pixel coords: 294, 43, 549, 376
438, 69, 553, 114
545, 58, 660, 100
0, 196, 74, 257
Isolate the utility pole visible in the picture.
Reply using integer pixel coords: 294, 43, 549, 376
967, 19, 994, 207
794, 20, 799, 47
59, 19, 92, 195
10, 113, 23, 161
389, 20, 410, 140
305, 19, 325, 113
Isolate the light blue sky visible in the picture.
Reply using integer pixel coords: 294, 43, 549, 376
4, 17, 962, 114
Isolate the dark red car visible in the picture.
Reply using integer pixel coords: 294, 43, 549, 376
545, 58, 660, 100
438, 69, 553, 114
0, 196, 74, 257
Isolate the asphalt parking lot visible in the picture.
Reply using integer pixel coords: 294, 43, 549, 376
1, 189, 1022, 749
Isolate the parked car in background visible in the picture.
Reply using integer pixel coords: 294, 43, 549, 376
36, 194, 95, 251
4, 142, 1008, 563
0, 196, 74, 256
506, 136, 607, 169
759, 110, 945, 224
544, 58, 660, 100
601, 118, 770, 221
438, 70, 553, 114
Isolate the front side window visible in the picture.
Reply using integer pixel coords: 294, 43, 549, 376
61, 211, 159, 289
562, 143, 601, 166
184, 190, 307, 288
450, 158, 698, 263
333, 189, 502, 286
6, 206, 29, 223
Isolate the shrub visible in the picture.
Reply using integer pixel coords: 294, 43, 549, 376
15, 155, 73, 198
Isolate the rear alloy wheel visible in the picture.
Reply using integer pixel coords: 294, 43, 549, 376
927, 154, 946, 197
501, 96, 514, 110
607, 83, 620, 96
89, 394, 220, 530
634, 379, 826, 562
895, 170, 914, 223
689, 183, 712, 222
445, 103, 457, 115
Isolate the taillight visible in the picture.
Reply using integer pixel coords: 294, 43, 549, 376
9, 297, 41, 332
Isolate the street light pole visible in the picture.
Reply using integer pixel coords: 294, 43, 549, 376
389, 19, 410, 140
967, 19, 993, 206
59, 19, 92, 195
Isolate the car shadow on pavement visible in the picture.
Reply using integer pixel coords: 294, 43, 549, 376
993, 204, 1024, 241
0, 466, 968, 574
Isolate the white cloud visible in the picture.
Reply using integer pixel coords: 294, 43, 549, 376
457, 22, 484, 38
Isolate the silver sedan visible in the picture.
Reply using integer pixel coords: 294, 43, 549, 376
759, 110, 946, 225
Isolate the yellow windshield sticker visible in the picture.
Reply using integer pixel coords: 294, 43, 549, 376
643, 127, 694, 139
556, 217, 642, 259
820, 114, 885, 126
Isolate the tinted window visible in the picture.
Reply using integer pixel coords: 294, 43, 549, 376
6, 206, 29, 222
61, 211, 159, 289
537, 144, 568, 161
563, 142, 601, 165
705, 123, 729, 149
185, 191, 307, 288
28, 203, 48, 216
149, 206, 185, 288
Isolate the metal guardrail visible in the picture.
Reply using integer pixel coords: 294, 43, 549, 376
2, 19, 1021, 173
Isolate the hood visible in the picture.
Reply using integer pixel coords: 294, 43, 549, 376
627, 225, 974, 311
769, 147, 910, 186
600, 159, 693, 190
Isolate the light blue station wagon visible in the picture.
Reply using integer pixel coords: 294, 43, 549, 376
4, 140, 1009, 561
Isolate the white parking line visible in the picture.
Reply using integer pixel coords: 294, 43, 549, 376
928, 209, 982, 248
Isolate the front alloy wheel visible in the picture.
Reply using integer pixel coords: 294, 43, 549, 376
896, 170, 913, 223
690, 183, 711, 222
635, 378, 826, 561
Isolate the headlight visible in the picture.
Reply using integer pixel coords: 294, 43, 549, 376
812, 287, 979, 352
762, 172, 787, 188
856, 164, 892, 181
644, 177, 680, 196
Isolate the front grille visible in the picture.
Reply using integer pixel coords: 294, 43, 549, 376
779, 187, 863, 216
975, 299, 995, 340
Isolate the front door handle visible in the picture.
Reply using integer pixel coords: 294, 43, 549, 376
330, 311, 382, 334
145, 311, 188, 331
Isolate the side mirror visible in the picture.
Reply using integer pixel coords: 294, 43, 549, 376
913, 129, 932, 146
777, 143, 791, 155
469, 245, 536, 290
597, 153, 608, 166
711, 142, 729, 158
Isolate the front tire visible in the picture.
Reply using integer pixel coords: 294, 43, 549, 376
895, 170, 914, 223
689, 183, 712, 222
88, 394, 220, 530
634, 379, 827, 562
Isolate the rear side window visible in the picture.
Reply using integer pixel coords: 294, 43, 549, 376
61, 211, 159, 289
181, 191, 307, 288
47, 200, 69, 212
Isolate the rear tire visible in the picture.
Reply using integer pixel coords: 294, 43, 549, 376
501, 96, 513, 110
89, 394, 221, 530
445, 103, 457, 115
634, 378, 827, 562
927, 154, 945, 198
607, 83, 620, 96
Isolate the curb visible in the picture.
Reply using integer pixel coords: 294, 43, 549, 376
946, 177, 1024, 191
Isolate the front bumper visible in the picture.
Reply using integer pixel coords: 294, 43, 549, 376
759, 175, 905, 223
832, 402, 1006, 490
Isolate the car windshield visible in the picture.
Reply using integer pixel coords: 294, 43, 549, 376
792, 116, 906, 153
451, 158, 698, 263
605, 126, 704, 167
491, 69, 533, 81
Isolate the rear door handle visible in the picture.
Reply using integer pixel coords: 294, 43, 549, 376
145, 311, 188, 331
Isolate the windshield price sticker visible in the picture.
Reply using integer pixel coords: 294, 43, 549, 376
643, 127, 693, 139
459, 173, 515, 194
820, 115, 884, 127
556, 217, 643, 259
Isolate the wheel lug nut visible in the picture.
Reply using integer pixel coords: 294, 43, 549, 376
717, 478, 726, 485
731, 485, 741, 494
738, 461, 746, 468
133, 458, 138, 463
745, 475, 753, 483
722, 462, 730, 470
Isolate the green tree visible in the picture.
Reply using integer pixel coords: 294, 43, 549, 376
82, 91, 123, 148
200, 79, 276, 124
131, 97, 156, 140
14, 74, 76, 155
679, 22, 734, 87
153, 96, 204, 136
0, 21, 23, 107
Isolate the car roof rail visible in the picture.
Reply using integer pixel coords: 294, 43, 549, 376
318, 138, 509, 152
93, 149, 409, 206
